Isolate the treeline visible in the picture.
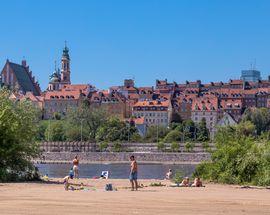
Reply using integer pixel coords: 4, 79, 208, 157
194, 108, 270, 186
36, 105, 210, 143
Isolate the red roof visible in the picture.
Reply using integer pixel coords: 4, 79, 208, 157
192, 97, 218, 111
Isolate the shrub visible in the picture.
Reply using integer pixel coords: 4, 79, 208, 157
185, 142, 195, 152
99, 142, 109, 152
194, 122, 270, 186
157, 142, 166, 152
112, 142, 122, 152
171, 142, 179, 152
163, 130, 181, 143
202, 142, 211, 152
173, 170, 184, 184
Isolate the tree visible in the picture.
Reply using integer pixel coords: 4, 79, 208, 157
171, 112, 183, 123
194, 121, 270, 186
65, 104, 108, 141
242, 108, 270, 135
196, 118, 209, 141
0, 89, 40, 181
96, 117, 138, 142
44, 120, 66, 141
144, 125, 169, 142
163, 130, 182, 143
36, 120, 49, 141
182, 120, 196, 141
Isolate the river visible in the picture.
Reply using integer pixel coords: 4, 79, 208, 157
36, 163, 197, 179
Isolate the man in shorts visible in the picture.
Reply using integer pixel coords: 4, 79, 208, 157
129, 155, 138, 191
72, 155, 79, 179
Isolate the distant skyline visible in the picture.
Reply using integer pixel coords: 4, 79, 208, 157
1, 0, 270, 90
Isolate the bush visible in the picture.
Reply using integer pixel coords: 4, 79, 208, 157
185, 142, 195, 152
173, 170, 184, 184
171, 142, 179, 152
99, 142, 109, 152
202, 142, 211, 152
194, 122, 270, 186
157, 142, 166, 152
163, 130, 181, 143
112, 142, 122, 152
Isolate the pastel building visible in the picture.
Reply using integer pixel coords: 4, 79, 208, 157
132, 100, 172, 127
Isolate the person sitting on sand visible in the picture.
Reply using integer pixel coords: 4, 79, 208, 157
63, 175, 70, 191
72, 155, 79, 179
165, 169, 173, 180
191, 177, 203, 187
69, 168, 74, 179
180, 177, 189, 187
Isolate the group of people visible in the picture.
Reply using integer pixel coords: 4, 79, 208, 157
63, 155, 201, 191
165, 169, 203, 187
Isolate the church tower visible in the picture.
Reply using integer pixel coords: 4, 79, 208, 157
60, 42, 71, 85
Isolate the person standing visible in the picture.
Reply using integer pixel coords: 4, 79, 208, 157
72, 155, 79, 179
129, 155, 138, 191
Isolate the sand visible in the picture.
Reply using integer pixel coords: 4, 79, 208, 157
0, 179, 270, 215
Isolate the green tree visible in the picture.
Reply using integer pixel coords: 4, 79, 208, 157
65, 104, 107, 141
0, 89, 40, 181
242, 108, 270, 135
171, 141, 180, 152
194, 121, 270, 186
45, 120, 66, 141
96, 117, 127, 142
163, 130, 181, 143
196, 118, 209, 141
36, 120, 49, 141
144, 125, 169, 142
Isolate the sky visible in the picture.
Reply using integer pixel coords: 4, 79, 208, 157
1, 0, 270, 90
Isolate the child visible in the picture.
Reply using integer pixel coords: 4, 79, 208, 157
69, 168, 74, 179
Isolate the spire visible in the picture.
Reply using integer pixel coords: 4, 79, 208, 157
62, 41, 70, 59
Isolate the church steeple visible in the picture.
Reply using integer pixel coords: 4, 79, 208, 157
61, 41, 71, 84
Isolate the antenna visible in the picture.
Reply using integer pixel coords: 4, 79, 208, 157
254, 58, 257, 70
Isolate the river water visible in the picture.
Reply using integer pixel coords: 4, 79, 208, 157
36, 163, 197, 179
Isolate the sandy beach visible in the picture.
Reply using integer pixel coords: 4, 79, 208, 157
0, 179, 270, 215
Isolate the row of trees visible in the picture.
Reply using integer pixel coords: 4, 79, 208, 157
37, 104, 140, 143
36, 106, 210, 143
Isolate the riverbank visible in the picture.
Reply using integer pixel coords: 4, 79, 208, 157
37, 152, 210, 164
1, 179, 270, 215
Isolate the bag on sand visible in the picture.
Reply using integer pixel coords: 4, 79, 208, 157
105, 184, 113, 191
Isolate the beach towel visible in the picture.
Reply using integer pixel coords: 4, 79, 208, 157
101, 171, 109, 179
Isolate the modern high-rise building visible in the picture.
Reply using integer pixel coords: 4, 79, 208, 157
240, 69, 261, 82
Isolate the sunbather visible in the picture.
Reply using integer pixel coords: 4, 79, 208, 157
191, 177, 203, 187
180, 177, 189, 187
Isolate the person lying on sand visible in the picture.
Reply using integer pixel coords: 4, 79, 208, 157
180, 177, 189, 187
191, 177, 203, 187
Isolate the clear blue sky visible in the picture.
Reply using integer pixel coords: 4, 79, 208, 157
1, 0, 270, 90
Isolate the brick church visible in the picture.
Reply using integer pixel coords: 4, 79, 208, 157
0, 59, 41, 96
